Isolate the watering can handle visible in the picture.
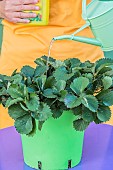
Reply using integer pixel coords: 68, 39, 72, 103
82, 0, 87, 19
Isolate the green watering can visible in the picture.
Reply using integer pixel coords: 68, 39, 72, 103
53, 0, 113, 52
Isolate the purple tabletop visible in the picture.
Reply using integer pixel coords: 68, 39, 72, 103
0, 123, 113, 170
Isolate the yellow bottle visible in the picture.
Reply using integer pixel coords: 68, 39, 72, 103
25, 0, 50, 26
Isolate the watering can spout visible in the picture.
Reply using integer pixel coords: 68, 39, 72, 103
52, 0, 113, 50
53, 35, 102, 47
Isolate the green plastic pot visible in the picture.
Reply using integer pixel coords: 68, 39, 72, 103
21, 111, 84, 170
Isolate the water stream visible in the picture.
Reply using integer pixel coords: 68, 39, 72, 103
46, 39, 55, 75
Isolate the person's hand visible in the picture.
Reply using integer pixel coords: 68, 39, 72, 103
0, 0, 40, 23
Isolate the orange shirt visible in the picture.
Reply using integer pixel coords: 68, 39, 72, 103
1, 0, 111, 129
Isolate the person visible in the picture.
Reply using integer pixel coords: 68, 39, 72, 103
0, 0, 112, 128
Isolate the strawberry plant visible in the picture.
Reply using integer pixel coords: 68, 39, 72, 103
0, 56, 113, 135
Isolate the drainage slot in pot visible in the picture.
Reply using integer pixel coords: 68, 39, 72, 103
38, 161, 42, 169
68, 160, 72, 168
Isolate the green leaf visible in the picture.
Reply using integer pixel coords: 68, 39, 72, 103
7, 84, 23, 98
82, 60, 94, 68
43, 88, 57, 98
73, 119, 89, 131
96, 89, 109, 97
42, 55, 55, 63
104, 70, 113, 76
28, 118, 36, 136
83, 73, 93, 82
82, 107, 94, 122
64, 94, 81, 108
52, 109, 63, 119
5, 97, 23, 108
34, 75, 46, 91
14, 114, 33, 135
20, 103, 29, 111
53, 66, 73, 81
34, 58, 45, 66
102, 76, 112, 90
51, 60, 66, 68
8, 104, 28, 120
77, 61, 95, 74
21, 66, 35, 77
34, 65, 47, 77
51, 102, 65, 119
94, 116, 103, 124
97, 106, 111, 122
70, 77, 89, 95
82, 95, 98, 112
95, 58, 113, 73
26, 77, 32, 86
45, 76, 56, 88
98, 67, 112, 74
0, 87, 7, 96
20, 84, 28, 98
72, 106, 82, 116
11, 69, 18, 76
38, 121, 45, 131
70, 58, 81, 67
26, 93, 39, 112
97, 90, 113, 106
64, 58, 81, 68
27, 87, 35, 93
0, 74, 9, 82
55, 80, 66, 92
58, 90, 67, 102
11, 74, 22, 84
33, 103, 52, 121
